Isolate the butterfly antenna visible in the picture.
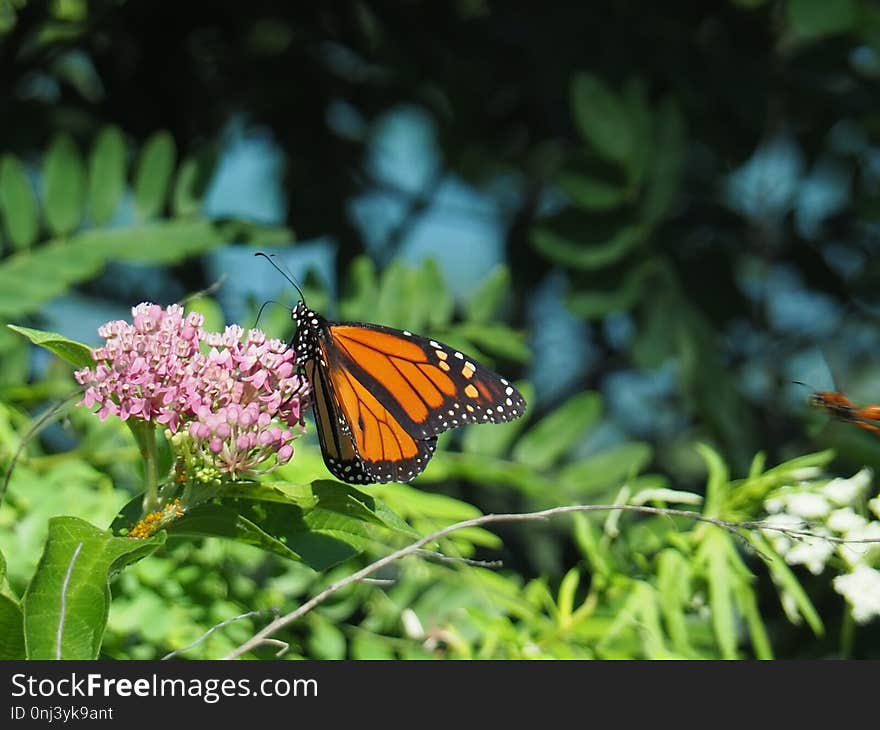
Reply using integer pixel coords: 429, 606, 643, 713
253, 299, 288, 329
254, 252, 307, 304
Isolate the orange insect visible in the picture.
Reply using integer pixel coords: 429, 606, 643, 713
259, 255, 527, 484
804, 387, 880, 437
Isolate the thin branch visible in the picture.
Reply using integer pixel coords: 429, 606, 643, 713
413, 549, 503, 569
1, 393, 78, 509
224, 502, 879, 659
177, 274, 228, 307
162, 608, 278, 660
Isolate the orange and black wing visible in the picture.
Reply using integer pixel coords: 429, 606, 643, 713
304, 358, 376, 484
327, 322, 526, 440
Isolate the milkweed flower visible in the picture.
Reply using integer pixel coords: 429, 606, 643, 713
833, 565, 880, 624
75, 302, 308, 477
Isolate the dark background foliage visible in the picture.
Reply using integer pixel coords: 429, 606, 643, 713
3, 0, 880, 658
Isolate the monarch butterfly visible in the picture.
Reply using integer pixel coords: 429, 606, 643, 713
806, 388, 880, 437
263, 257, 527, 484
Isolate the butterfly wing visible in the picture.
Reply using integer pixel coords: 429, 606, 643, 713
328, 322, 527, 439
304, 358, 375, 484
293, 301, 525, 485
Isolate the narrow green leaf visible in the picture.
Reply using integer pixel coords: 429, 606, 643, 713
172, 147, 215, 217
557, 442, 654, 496
452, 322, 532, 363
699, 531, 738, 659
0, 547, 6, 584
567, 258, 661, 318
572, 513, 612, 580
559, 172, 630, 211
656, 549, 694, 656
419, 258, 454, 329
87, 125, 127, 225
465, 265, 511, 324
788, 0, 856, 40
351, 632, 395, 659
512, 391, 602, 470
0, 595, 25, 659
133, 131, 176, 221
557, 567, 580, 626
734, 581, 773, 659
641, 98, 685, 225
746, 532, 823, 636
697, 442, 729, 518
570, 72, 633, 165
531, 217, 646, 271
7, 324, 93, 369
23, 516, 164, 659
375, 259, 416, 328
43, 133, 85, 236
339, 255, 379, 321
307, 615, 347, 660
0, 155, 39, 249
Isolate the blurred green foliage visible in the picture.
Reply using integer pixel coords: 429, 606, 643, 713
3, 0, 880, 660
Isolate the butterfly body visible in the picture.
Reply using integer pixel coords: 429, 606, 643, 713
291, 300, 526, 484
809, 390, 880, 436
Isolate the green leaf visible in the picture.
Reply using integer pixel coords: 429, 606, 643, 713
23, 516, 164, 659
307, 615, 347, 659
134, 130, 176, 221
0, 155, 39, 249
7, 324, 93, 369
557, 442, 654, 496
113, 480, 417, 572
641, 98, 685, 225
559, 172, 630, 211
339, 256, 379, 321
465, 265, 511, 324
734, 580, 773, 659
656, 549, 694, 656
0, 219, 272, 320
746, 532, 823, 636
570, 72, 632, 165
697, 442, 729, 518
87, 125, 127, 226
160, 503, 304, 563
787, 0, 856, 40
172, 147, 215, 217
513, 391, 602, 470
698, 530, 738, 659
567, 258, 662, 318
531, 211, 647, 270
0, 547, 6, 584
0, 594, 25, 659
419, 258, 454, 329
451, 322, 532, 363
351, 632, 395, 659
43, 133, 85, 236
557, 567, 580, 626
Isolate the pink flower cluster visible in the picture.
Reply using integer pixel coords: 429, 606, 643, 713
75, 303, 309, 475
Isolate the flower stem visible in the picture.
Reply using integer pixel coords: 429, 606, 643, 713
141, 425, 160, 515
840, 605, 855, 659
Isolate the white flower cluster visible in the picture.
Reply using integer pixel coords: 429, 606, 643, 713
763, 467, 880, 624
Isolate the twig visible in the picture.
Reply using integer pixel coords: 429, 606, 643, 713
177, 274, 228, 307
162, 608, 278, 660
1, 393, 78, 509
224, 502, 878, 659
413, 549, 503, 569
